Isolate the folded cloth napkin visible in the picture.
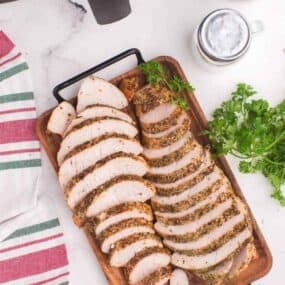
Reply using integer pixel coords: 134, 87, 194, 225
0, 31, 69, 284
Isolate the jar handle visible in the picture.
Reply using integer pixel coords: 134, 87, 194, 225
250, 20, 264, 34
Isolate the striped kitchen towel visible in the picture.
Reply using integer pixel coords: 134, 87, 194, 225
0, 31, 69, 284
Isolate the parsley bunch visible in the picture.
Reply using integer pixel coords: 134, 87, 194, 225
203, 83, 285, 205
139, 61, 194, 110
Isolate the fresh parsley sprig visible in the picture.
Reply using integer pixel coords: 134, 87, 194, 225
139, 61, 194, 110
203, 83, 285, 205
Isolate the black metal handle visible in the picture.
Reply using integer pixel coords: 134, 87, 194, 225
53, 48, 145, 103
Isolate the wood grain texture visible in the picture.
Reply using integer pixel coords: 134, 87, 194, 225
36, 56, 272, 285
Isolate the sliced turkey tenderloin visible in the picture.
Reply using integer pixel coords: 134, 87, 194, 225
98, 218, 154, 253
59, 134, 142, 188
109, 232, 162, 267
73, 176, 155, 226
57, 117, 138, 164
64, 105, 134, 135
65, 153, 148, 209
171, 226, 252, 271
170, 269, 189, 285
95, 202, 153, 235
47, 101, 76, 136
136, 266, 172, 285
76, 76, 128, 112
126, 247, 171, 284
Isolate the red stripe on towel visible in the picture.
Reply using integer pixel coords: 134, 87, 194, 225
0, 107, 36, 115
0, 31, 14, 58
29, 272, 69, 285
0, 233, 63, 254
0, 244, 68, 283
0, 52, 21, 67
0, 148, 40, 155
0, 119, 37, 144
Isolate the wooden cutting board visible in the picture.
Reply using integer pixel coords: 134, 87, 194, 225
36, 56, 272, 285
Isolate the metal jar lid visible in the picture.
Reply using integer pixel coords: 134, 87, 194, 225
197, 9, 251, 64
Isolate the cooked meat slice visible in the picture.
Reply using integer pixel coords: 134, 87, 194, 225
57, 117, 138, 164
65, 153, 148, 209
228, 242, 256, 279
119, 76, 141, 102
155, 184, 231, 220
170, 269, 189, 285
98, 218, 154, 253
152, 167, 224, 207
152, 179, 228, 213
154, 151, 215, 195
64, 105, 134, 135
154, 198, 233, 237
171, 227, 252, 271
47, 101, 76, 136
196, 258, 233, 285
146, 142, 203, 183
73, 176, 155, 226
148, 141, 201, 173
163, 205, 246, 250
134, 85, 174, 114
76, 76, 128, 112
142, 112, 188, 139
144, 131, 191, 160
58, 134, 142, 188
145, 133, 194, 167
142, 114, 191, 149
140, 105, 182, 134
95, 202, 153, 235
156, 191, 233, 225
109, 232, 162, 267
136, 266, 172, 285
126, 247, 171, 284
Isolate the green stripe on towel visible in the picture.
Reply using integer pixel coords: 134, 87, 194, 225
0, 62, 28, 81
0, 92, 34, 104
3, 218, 60, 241
0, 159, 41, 171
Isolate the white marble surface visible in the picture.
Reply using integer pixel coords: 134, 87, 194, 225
1, 0, 285, 284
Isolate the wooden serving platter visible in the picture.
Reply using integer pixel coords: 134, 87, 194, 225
36, 55, 272, 285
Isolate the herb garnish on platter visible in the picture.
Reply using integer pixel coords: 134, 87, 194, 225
139, 61, 194, 110
203, 83, 285, 205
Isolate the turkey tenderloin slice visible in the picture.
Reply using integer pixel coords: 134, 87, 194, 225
152, 167, 224, 206
145, 133, 194, 168
126, 247, 171, 284
76, 76, 128, 112
154, 150, 214, 194
136, 266, 172, 285
59, 134, 142, 188
142, 112, 188, 139
155, 183, 231, 220
64, 105, 134, 135
171, 227, 252, 271
154, 198, 233, 237
140, 106, 182, 134
109, 232, 162, 267
228, 242, 257, 279
148, 141, 203, 175
196, 258, 233, 285
95, 202, 153, 235
72, 176, 155, 226
57, 117, 138, 164
170, 269, 189, 285
142, 115, 191, 149
98, 218, 154, 253
65, 153, 148, 209
47, 101, 76, 136
144, 131, 191, 159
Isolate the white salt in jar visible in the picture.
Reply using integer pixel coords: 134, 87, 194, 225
194, 9, 263, 65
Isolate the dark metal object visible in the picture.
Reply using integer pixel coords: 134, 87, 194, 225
53, 48, 145, 103
88, 0, 131, 25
